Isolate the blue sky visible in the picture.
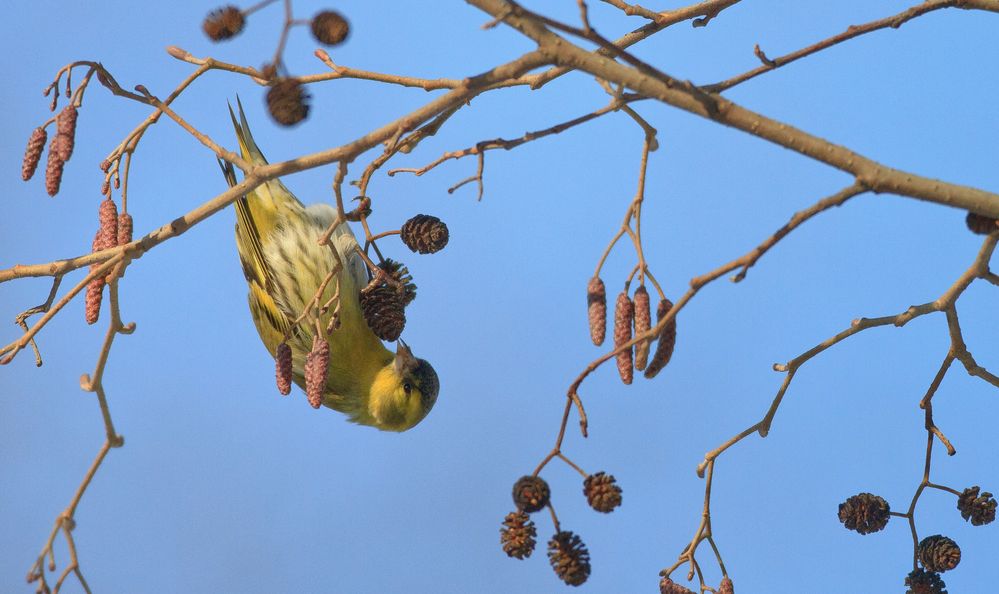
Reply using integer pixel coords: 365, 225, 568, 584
2, 1, 998, 593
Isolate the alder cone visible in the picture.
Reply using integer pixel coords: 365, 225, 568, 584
400, 214, 449, 254
583, 472, 622, 513
378, 259, 417, 306
918, 535, 960, 573
838, 492, 890, 535
512, 475, 550, 513
633, 285, 652, 370
957, 486, 996, 526
266, 79, 311, 127
965, 211, 998, 235
311, 10, 350, 46
586, 277, 606, 346
644, 298, 676, 379
547, 531, 590, 586
904, 568, 947, 594
203, 6, 245, 41
360, 281, 406, 341
613, 291, 634, 384
499, 511, 536, 560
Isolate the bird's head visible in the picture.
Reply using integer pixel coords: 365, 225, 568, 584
367, 341, 439, 432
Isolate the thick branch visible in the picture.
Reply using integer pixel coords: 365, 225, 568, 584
469, 0, 999, 218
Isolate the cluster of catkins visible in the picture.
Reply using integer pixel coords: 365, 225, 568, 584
85, 199, 133, 325
21, 104, 80, 197
500, 472, 623, 587
588, 277, 676, 384
274, 214, 448, 406
837, 486, 996, 593
203, 5, 350, 126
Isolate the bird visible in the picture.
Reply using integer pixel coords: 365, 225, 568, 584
218, 101, 438, 431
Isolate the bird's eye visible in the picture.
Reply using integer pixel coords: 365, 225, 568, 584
403, 382, 412, 395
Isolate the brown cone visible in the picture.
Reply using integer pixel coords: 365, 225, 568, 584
614, 291, 634, 384
275, 342, 292, 396
644, 298, 676, 379
304, 335, 329, 408
587, 277, 606, 346
311, 10, 350, 46
966, 212, 998, 235
400, 214, 449, 254
359, 287, 405, 341
583, 472, 622, 513
838, 492, 890, 535
633, 285, 652, 370
266, 79, 310, 127
22, 127, 47, 181
378, 259, 416, 305
203, 6, 245, 42
499, 511, 536, 560
512, 475, 550, 514
905, 568, 947, 594
547, 531, 590, 587
918, 535, 960, 573
957, 486, 996, 526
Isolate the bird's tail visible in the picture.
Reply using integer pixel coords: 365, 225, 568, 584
228, 97, 269, 167
222, 97, 304, 219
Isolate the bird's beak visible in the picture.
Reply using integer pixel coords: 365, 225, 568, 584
394, 340, 418, 375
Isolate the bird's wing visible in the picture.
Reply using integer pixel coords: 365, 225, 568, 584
219, 158, 294, 352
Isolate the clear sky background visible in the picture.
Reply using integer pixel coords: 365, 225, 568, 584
2, 2, 998, 593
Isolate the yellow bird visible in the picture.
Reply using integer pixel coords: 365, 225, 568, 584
219, 102, 438, 431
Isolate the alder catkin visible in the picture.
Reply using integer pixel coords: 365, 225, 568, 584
586, 277, 606, 346
22, 127, 47, 181
45, 137, 67, 196
644, 298, 676, 379
633, 285, 651, 371
613, 291, 634, 384
85, 229, 104, 324
55, 105, 78, 161
275, 342, 292, 396
98, 199, 119, 250
117, 213, 133, 246
85, 278, 105, 325
304, 335, 329, 409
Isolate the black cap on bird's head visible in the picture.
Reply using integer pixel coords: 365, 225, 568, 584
394, 341, 439, 415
